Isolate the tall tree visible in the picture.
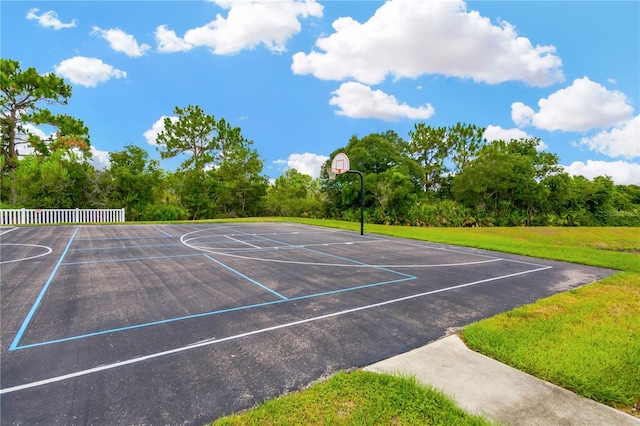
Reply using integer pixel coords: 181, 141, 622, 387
408, 123, 452, 192
105, 145, 162, 220
451, 138, 561, 225
1, 59, 82, 172
155, 105, 244, 171
1, 59, 91, 204
447, 122, 486, 173
216, 141, 268, 217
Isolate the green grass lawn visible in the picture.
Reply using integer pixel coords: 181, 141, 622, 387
214, 371, 494, 426
195, 219, 640, 423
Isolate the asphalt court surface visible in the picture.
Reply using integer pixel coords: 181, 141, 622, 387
0, 222, 616, 425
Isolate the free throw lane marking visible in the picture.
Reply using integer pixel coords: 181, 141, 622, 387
9, 228, 79, 350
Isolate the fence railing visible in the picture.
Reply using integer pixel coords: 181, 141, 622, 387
0, 208, 125, 225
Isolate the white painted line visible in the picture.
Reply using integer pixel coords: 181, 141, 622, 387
0, 227, 18, 236
224, 235, 261, 249
0, 244, 53, 264
0, 265, 551, 395
182, 235, 505, 268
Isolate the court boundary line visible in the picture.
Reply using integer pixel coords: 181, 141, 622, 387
0, 265, 552, 395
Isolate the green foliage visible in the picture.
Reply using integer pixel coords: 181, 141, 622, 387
215, 142, 268, 217
9, 150, 96, 208
156, 105, 246, 172
139, 203, 188, 221
1, 75, 637, 228
452, 138, 562, 225
409, 123, 451, 192
213, 371, 492, 425
321, 131, 423, 224
1, 58, 77, 173
103, 145, 163, 220
263, 169, 323, 217
171, 169, 222, 220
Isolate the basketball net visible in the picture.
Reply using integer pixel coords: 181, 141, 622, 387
328, 167, 346, 180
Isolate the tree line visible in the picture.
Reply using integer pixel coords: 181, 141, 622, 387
2, 58, 638, 226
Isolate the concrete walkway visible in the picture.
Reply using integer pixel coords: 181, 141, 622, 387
364, 335, 639, 425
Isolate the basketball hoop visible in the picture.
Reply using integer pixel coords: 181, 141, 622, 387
330, 153, 350, 175
328, 152, 364, 236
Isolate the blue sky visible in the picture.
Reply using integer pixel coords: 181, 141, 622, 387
3, 0, 639, 184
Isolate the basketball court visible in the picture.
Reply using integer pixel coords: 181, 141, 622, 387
0, 222, 615, 424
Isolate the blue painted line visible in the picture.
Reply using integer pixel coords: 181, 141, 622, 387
13, 298, 289, 350
75, 236, 173, 241
12, 273, 416, 350
62, 253, 202, 266
9, 227, 80, 351
203, 254, 289, 300
70, 243, 184, 251
154, 226, 174, 237
289, 275, 417, 300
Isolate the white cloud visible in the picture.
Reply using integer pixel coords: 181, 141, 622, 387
159, 0, 323, 55
483, 125, 548, 151
143, 116, 178, 145
484, 125, 529, 142
155, 25, 193, 53
89, 146, 111, 170
576, 115, 640, 159
54, 56, 126, 88
292, 0, 563, 86
329, 82, 434, 121
276, 152, 328, 178
512, 77, 634, 132
26, 8, 77, 30
92, 26, 151, 57
564, 160, 639, 185
511, 102, 534, 128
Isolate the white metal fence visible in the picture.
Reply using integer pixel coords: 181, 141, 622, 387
0, 208, 125, 225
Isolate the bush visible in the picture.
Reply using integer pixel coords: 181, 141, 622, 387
139, 203, 188, 221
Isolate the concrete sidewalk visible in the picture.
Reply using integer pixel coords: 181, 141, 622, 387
364, 335, 639, 425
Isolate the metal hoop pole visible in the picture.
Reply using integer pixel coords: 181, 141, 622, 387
346, 170, 364, 235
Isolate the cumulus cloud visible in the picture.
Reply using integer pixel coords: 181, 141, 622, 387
483, 125, 529, 142
143, 116, 178, 145
330, 82, 434, 121
483, 125, 548, 151
511, 77, 634, 132
26, 8, 77, 30
155, 25, 193, 53
89, 146, 111, 170
564, 160, 639, 185
576, 115, 640, 159
283, 152, 329, 178
157, 0, 322, 55
54, 56, 126, 87
92, 26, 151, 57
292, 0, 563, 86
274, 153, 328, 178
